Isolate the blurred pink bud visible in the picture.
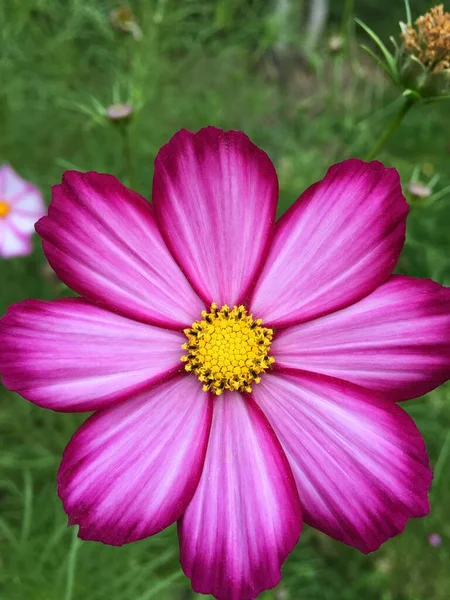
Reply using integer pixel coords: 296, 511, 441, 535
0, 164, 45, 258
407, 181, 432, 198
428, 532, 442, 547
105, 103, 133, 122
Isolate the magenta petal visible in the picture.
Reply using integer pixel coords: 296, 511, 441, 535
153, 127, 278, 306
58, 376, 212, 545
35, 171, 204, 329
253, 372, 432, 553
179, 392, 302, 600
273, 275, 450, 400
250, 159, 408, 327
0, 298, 185, 412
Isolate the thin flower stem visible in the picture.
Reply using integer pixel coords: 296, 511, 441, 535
20, 470, 32, 544
341, 0, 358, 73
65, 528, 80, 600
432, 429, 450, 490
120, 123, 136, 189
365, 96, 416, 161
341, 0, 355, 37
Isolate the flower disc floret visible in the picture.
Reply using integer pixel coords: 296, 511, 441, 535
0, 200, 10, 218
181, 303, 275, 395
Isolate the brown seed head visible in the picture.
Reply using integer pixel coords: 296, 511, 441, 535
401, 4, 450, 72
110, 5, 143, 40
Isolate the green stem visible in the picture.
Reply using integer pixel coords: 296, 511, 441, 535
365, 97, 415, 161
120, 123, 136, 189
341, 0, 355, 37
65, 528, 80, 600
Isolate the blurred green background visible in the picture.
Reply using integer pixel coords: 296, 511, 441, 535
1, 1, 450, 599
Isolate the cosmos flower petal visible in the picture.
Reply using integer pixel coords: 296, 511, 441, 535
0, 224, 32, 258
153, 127, 278, 307
8, 209, 44, 236
273, 275, 450, 400
0, 164, 45, 258
179, 392, 302, 600
0, 298, 185, 412
0, 164, 45, 232
0, 164, 36, 199
253, 372, 432, 553
35, 171, 204, 329
58, 376, 212, 545
250, 159, 408, 327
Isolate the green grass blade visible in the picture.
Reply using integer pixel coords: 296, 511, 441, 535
135, 571, 184, 600
355, 18, 397, 75
360, 45, 397, 83
65, 528, 81, 600
20, 470, 33, 544
404, 0, 412, 25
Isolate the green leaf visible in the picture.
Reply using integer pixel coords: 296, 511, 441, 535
424, 94, 450, 103
360, 44, 398, 83
355, 19, 397, 76
389, 35, 399, 53
404, 0, 412, 25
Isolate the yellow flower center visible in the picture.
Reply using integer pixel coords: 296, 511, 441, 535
182, 303, 275, 395
0, 200, 10, 218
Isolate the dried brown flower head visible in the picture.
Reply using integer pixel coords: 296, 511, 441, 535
402, 4, 450, 73
110, 5, 143, 40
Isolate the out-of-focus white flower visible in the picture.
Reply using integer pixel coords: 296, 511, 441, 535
0, 165, 45, 258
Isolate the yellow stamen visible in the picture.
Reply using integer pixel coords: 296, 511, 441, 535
182, 303, 275, 395
402, 4, 450, 73
0, 200, 10, 218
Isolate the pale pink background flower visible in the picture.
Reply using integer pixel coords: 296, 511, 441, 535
428, 532, 442, 547
1, 128, 449, 600
0, 164, 45, 258
407, 181, 432, 198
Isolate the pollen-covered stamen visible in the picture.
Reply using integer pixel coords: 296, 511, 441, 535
0, 200, 10, 218
181, 303, 275, 395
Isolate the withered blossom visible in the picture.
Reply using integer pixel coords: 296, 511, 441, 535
402, 5, 450, 73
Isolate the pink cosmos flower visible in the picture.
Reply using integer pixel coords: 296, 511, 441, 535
0, 164, 45, 258
1, 127, 449, 600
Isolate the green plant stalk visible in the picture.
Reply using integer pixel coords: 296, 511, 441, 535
120, 123, 136, 189
341, 0, 355, 37
65, 528, 80, 600
365, 96, 416, 161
